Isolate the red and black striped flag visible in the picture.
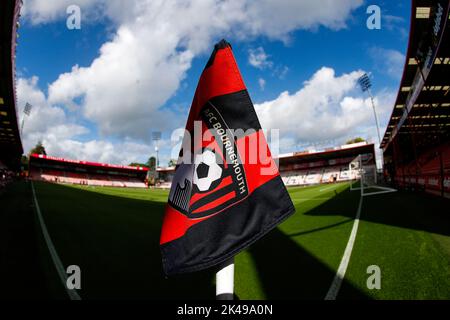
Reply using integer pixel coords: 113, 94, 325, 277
160, 39, 295, 275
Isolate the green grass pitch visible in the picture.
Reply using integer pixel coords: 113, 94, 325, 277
2, 181, 450, 299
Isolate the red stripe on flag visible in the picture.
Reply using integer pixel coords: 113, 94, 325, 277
186, 47, 246, 131
236, 130, 279, 194
160, 205, 208, 245
192, 191, 236, 214
190, 175, 233, 205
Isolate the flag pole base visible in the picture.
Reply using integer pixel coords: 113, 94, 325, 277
216, 293, 234, 300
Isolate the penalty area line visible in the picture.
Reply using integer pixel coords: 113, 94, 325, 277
31, 182, 81, 300
324, 195, 363, 300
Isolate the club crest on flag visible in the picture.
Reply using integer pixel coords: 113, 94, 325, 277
168, 103, 249, 219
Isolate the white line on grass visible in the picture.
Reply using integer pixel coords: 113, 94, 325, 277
324, 196, 363, 300
362, 186, 397, 197
319, 185, 338, 192
31, 182, 81, 300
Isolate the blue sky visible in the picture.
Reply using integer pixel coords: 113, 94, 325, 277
16, 0, 411, 166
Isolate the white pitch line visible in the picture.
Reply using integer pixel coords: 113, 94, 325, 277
319, 185, 337, 192
362, 186, 397, 197
363, 190, 397, 197
324, 196, 363, 300
31, 182, 81, 300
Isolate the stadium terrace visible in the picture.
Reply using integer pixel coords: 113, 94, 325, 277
29, 154, 149, 188
157, 142, 376, 188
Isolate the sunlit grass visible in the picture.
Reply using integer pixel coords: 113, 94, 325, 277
30, 181, 450, 299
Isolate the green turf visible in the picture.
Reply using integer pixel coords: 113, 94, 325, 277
339, 191, 450, 299
0, 182, 47, 298
5, 180, 449, 299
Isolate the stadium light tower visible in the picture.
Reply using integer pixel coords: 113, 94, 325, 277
20, 102, 32, 136
358, 73, 382, 146
152, 131, 161, 169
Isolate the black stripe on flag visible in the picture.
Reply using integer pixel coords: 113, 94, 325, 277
208, 90, 262, 133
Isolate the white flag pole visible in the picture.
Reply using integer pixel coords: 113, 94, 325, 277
216, 258, 235, 300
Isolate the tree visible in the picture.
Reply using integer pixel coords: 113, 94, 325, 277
346, 137, 366, 144
29, 141, 47, 156
146, 156, 156, 170
128, 162, 148, 168
168, 159, 177, 167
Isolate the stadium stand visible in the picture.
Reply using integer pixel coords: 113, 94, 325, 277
155, 143, 376, 188
381, 0, 450, 198
29, 154, 149, 188
0, 0, 23, 173
278, 143, 376, 187
156, 167, 176, 188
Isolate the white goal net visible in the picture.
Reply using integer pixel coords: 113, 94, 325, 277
349, 155, 396, 196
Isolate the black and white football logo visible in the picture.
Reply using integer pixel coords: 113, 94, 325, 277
193, 149, 223, 192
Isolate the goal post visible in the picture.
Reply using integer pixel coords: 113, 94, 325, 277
349, 154, 396, 197
349, 155, 362, 192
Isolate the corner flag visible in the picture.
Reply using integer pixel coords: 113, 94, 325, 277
160, 39, 295, 275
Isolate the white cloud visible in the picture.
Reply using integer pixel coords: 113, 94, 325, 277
19, 0, 365, 163
384, 15, 408, 39
21, 0, 104, 24
37, 0, 362, 140
48, 22, 191, 138
241, 0, 363, 41
248, 47, 289, 81
369, 47, 405, 79
258, 78, 266, 91
18, 77, 155, 165
17, 77, 87, 151
254, 67, 395, 150
248, 47, 273, 69
273, 65, 289, 79
42, 138, 154, 165
23, 0, 364, 34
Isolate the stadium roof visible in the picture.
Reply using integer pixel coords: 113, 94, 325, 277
30, 154, 149, 173
0, 0, 23, 170
381, 0, 450, 152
